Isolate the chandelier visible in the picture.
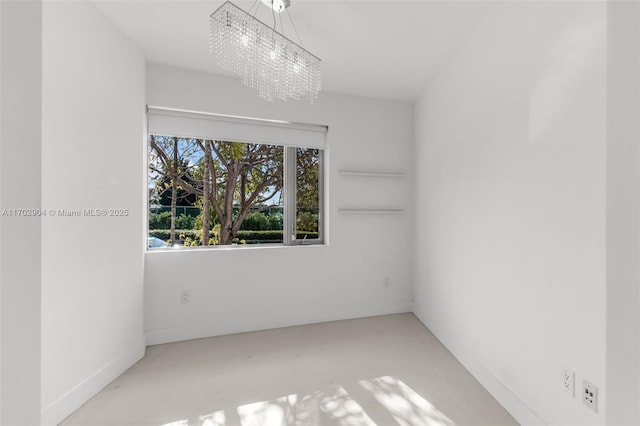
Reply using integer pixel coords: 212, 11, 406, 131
210, 1, 321, 103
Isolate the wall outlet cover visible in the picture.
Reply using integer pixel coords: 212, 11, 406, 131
561, 366, 575, 397
583, 379, 598, 413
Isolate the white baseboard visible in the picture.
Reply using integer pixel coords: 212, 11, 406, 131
41, 343, 145, 426
412, 310, 546, 426
146, 301, 414, 346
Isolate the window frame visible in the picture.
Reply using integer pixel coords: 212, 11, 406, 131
146, 107, 327, 250
283, 147, 324, 246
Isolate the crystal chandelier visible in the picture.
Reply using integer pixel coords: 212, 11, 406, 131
210, 1, 321, 103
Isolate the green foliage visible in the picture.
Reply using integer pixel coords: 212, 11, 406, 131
231, 142, 245, 160
267, 213, 284, 230
176, 214, 196, 230
149, 211, 171, 229
240, 212, 283, 231
149, 229, 318, 245
240, 212, 268, 230
193, 197, 220, 231
149, 212, 196, 230
296, 211, 318, 233
296, 148, 320, 211
151, 210, 312, 233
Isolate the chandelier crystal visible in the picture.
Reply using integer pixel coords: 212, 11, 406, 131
210, 1, 322, 103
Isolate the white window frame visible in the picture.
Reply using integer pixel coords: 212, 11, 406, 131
284, 147, 324, 245
147, 106, 327, 248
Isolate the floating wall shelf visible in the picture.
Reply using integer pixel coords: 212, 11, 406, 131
338, 209, 405, 215
338, 170, 405, 178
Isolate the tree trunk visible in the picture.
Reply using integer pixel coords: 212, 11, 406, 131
218, 157, 240, 244
170, 137, 178, 246
219, 227, 232, 245
202, 140, 211, 245
219, 213, 234, 244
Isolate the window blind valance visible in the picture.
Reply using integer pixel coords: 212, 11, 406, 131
147, 106, 327, 149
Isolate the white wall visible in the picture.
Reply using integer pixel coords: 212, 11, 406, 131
605, 2, 640, 425
0, 1, 42, 424
0, 2, 2, 420
145, 64, 414, 344
413, 2, 606, 425
41, 2, 146, 424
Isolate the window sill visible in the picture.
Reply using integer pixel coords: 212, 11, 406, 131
146, 242, 325, 253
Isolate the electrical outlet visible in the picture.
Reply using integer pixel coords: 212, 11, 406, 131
383, 276, 390, 287
582, 379, 598, 413
180, 290, 190, 304
561, 366, 575, 397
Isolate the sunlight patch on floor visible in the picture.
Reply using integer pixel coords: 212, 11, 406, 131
359, 376, 455, 426
161, 376, 454, 426
161, 420, 189, 426
319, 386, 376, 426
237, 394, 306, 425
200, 410, 226, 426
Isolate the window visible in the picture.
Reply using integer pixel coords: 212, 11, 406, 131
146, 107, 326, 249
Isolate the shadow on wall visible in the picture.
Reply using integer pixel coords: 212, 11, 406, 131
161, 376, 455, 426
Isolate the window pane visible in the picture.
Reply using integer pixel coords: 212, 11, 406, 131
296, 147, 321, 241
148, 135, 284, 248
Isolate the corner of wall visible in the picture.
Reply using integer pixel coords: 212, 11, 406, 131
605, 1, 640, 424
1, 1, 43, 424
41, 344, 145, 426
412, 311, 546, 426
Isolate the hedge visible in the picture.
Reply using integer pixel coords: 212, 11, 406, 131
149, 212, 196, 230
149, 229, 318, 245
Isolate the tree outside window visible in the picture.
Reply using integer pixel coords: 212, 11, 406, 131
148, 135, 322, 248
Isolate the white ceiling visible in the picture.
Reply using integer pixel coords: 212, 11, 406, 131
92, 0, 497, 102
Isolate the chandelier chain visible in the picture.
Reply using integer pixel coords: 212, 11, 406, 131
248, 0, 260, 17
286, 8, 304, 48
